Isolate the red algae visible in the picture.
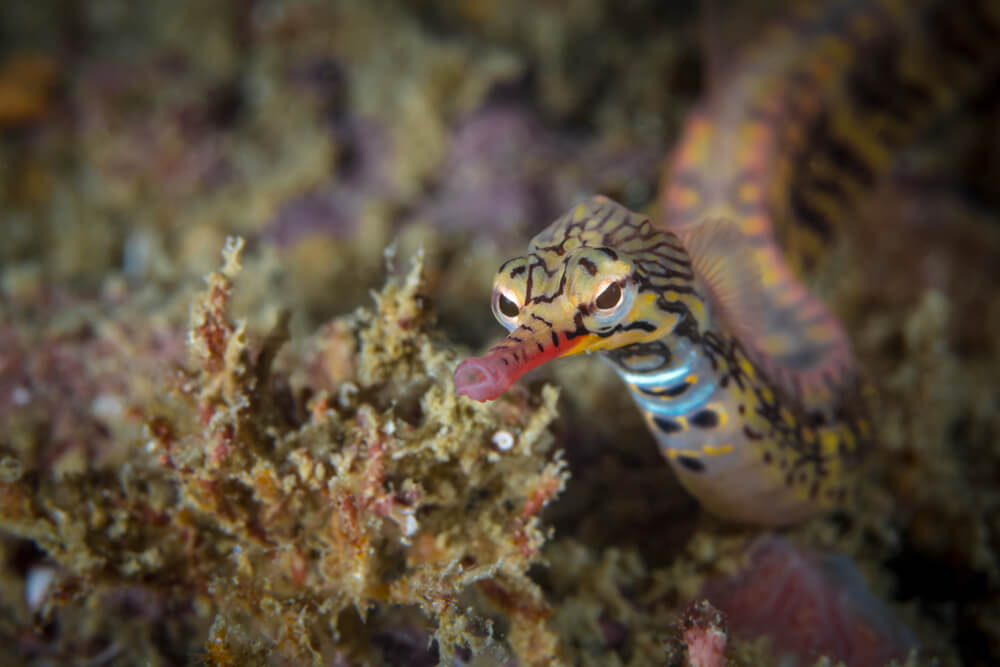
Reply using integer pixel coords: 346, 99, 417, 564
678, 600, 728, 667
700, 536, 917, 667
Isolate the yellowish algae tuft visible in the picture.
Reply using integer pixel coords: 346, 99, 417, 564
1, 239, 570, 665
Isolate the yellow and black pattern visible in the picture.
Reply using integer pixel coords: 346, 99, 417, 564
663, 0, 1000, 403
457, 196, 873, 525
456, 0, 999, 525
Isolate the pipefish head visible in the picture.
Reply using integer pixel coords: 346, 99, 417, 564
454, 196, 696, 401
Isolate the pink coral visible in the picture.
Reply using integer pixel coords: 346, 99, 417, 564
679, 600, 728, 667
701, 536, 917, 667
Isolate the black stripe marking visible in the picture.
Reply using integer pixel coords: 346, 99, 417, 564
639, 383, 690, 398
653, 416, 683, 434
678, 456, 705, 473
623, 321, 657, 333
531, 313, 553, 327
690, 410, 719, 429
788, 185, 834, 240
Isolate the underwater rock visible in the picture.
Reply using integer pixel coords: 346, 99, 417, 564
700, 536, 918, 667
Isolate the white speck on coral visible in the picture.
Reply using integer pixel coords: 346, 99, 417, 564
91, 394, 123, 419
492, 430, 514, 451
122, 229, 154, 279
382, 420, 396, 435
145, 440, 157, 453
338, 382, 358, 408
403, 514, 418, 537
12, 386, 30, 406
25, 566, 56, 610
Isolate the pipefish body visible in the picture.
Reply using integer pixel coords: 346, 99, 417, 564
453, 0, 1000, 525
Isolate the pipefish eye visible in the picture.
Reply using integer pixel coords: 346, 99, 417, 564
595, 280, 623, 311
498, 292, 519, 317
492, 285, 522, 329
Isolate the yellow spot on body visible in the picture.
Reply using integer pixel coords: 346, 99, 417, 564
702, 444, 734, 457
754, 248, 783, 287
670, 184, 701, 209
820, 430, 840, 456
758, 386, 774, 405
739, 359, 756, 380
690, 117, 712, 143
703, 402, 728, 427
736, 122, 771, 165
573, 204, 587, 221
775, 283, 803, 307
738, 182, 761, 205
685, 374, 698, 385
666, 447, 703, 460
741, 214, 769, 235
677, 118, 713, 167
760, 333, 795, 356
805, 322, 836, 343
684, 295, 708, 328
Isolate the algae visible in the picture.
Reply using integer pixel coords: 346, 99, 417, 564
2, 239, 574, 665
